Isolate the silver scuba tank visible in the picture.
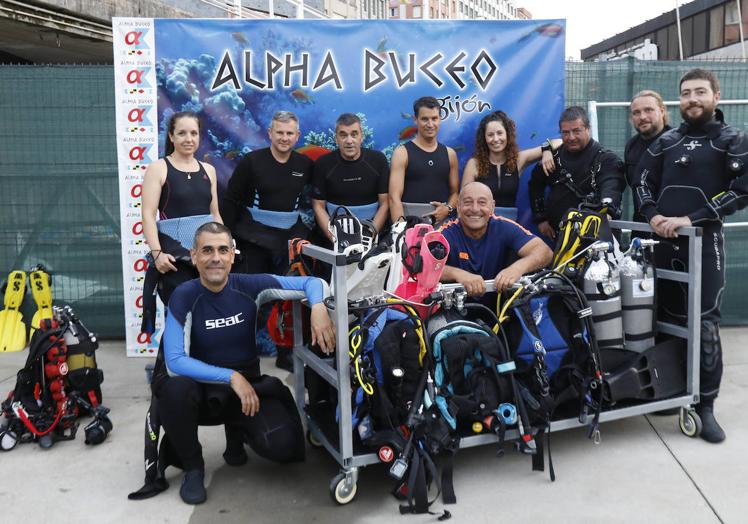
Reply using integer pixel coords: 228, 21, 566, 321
619, 238, 658, 353
582, 243, 624, 350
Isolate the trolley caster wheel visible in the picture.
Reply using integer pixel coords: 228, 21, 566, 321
329, 472, 357, 505
0, 429, 18, 451
306, 430, 323, 449
679, 408, 702, 438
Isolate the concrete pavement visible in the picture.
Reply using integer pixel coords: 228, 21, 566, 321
0, 329, 746, 523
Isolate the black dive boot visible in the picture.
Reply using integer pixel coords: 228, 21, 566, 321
180, 469, 207, 505
696, 405, 726, 443
223, 425, 248, 466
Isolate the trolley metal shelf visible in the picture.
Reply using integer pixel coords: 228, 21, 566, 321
290, 219, 703, 503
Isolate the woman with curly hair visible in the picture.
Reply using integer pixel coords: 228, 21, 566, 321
461, 111, 560, 219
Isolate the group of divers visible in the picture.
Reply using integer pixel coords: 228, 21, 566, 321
136, 69, 747, 505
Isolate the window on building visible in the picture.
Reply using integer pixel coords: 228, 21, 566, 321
725, 1, 740, 45
413, 5, 422, 17
390, 7, 397, 17
692, 11, 707, 55
743, 0, 748, 43
709, 5, 724, 50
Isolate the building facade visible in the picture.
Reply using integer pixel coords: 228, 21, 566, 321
582, 0, 748, 61
387, 0, 528, 20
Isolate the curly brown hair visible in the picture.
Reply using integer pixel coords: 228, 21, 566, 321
472, 111, 519, 179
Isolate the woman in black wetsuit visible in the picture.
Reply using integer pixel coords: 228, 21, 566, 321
142, 111, 222, 274
461, 111, 560, 220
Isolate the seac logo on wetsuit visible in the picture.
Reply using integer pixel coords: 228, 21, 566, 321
205, 312, 245, 330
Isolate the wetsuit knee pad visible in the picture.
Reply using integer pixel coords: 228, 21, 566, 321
246, 397, 305, 463
700, 320, 722, 373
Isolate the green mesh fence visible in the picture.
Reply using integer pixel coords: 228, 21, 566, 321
0, 65, 122, 337
1, 60, 747, 336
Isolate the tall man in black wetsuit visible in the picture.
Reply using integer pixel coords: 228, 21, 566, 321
389, 96, 459, 224
312, 113, 390, 237
634, 69, 748, 443
529, 106, 625, 240
625, 90, 671, 222
222, 110, 313, 275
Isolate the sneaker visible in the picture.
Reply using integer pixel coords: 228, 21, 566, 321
180, 469, 207, 505
696, 405, 726, 443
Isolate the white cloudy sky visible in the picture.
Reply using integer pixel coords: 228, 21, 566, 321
517, 0, 683, 59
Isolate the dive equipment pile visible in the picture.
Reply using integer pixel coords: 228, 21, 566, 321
0, 266, 111, 450
295, 203, 694, 516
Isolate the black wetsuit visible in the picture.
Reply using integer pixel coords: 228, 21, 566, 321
401, 141, 451, 203
312, 148, 389, 205
158, 158, 212, 219
479, 163, 520, 208
141, 158, 212, 334
528, 140, 625, 230
221, 148, 313, 274
634, 116, 748, 405
624, 125, 671, 221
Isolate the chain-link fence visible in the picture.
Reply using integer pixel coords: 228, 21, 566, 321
1, 59, 747, 336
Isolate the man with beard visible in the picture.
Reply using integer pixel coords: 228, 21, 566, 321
625, 90, 671, 222
529, 106, 625, 239
634, 68, 748, 443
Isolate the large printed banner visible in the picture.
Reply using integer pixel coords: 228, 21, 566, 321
113, 17, 565, 356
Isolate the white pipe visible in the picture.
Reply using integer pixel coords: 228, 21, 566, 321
269, 0, 274, 18
737, 0, 747, 60
675, 0, 684, 60
588, 100, 599, 142
591, 99, 748, 107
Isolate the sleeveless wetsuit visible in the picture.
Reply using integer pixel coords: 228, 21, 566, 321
158, 157, 212, 219
401, 141, 450, 203
479, 163, 519, 208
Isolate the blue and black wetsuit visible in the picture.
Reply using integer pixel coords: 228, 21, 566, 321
153, 273, 327, 471
634, 114, 748, 406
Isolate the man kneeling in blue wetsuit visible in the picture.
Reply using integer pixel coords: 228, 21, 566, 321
155, 222, 335, 505
440, 182, 552, 296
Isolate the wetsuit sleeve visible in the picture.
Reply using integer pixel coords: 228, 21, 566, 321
311, 158, 327, 200
528, 161, 549, 223
689, 128, 748, 224
236, 273, 330, 308
633, 138, 665, 223
163, 307, 234, 384
596, 151, 626, 219
221, 154, 254, 230
375, 152, 390, 194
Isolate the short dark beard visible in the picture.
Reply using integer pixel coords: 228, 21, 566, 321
681, 106, 714, 128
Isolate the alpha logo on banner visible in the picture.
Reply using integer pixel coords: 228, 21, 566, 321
113, 17, 565, 357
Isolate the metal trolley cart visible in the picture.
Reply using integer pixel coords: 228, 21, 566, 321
290, 220, 703, 504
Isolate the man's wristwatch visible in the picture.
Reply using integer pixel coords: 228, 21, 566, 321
445, 203, 454, 214
540, 139, 554, 154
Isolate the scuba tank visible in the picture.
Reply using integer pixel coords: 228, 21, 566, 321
619, 238, 658, 353
582, 242, 624, 350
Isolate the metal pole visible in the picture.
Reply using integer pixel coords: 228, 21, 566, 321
423, 0, 429, 19
297, 0, 305, 18
587, 100, 599, 142
737, 0, 747, 60
675, 0, 684, 60
269, 0, 274, 18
